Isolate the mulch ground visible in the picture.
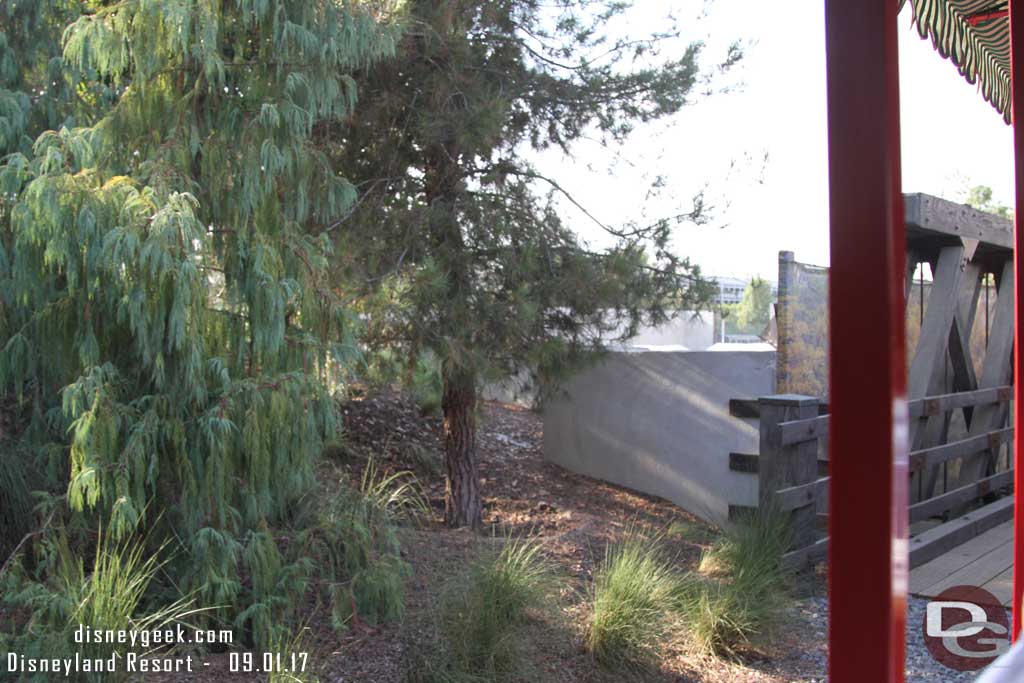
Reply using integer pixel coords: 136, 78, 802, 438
136, 388, 829, 682
318, 389, 828, 683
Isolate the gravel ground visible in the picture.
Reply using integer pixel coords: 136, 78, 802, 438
787, 595, 1001, 682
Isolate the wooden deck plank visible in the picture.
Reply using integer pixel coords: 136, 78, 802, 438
981, 566, 1014, 608
908, 520, 1014, 594
917, 540, 1013, 597
909, 497, 1014, 569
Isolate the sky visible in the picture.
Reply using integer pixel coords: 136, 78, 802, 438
543, 1, 1016, 282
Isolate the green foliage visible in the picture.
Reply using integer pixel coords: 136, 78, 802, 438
0, 0, 86, 158
359, 347, 444, 417
586, 531, 680, 672
333, 0, 735, 524
671, 575, 749, 659
235, 530, 314, 650
0, 526, 195, 683
719, 301, 739, 335
297, 461, 422, 633
0, 0, 399, 643
665, 518, 715, 546
735, 277, 773, 336
679, 508, 792, 658
0, 442, 41, 557
410, 352, 444, 417
585, 513, 791, 668
963, 184, 1013, 219
177, 458, 420, 646
410, 535, 556, 682
359, 458, 430, 523
266, 626, 320, 683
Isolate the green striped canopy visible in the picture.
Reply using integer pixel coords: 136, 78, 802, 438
903, 0, 1011, 123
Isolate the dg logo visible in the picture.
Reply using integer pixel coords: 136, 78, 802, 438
923, 585, 1010, 671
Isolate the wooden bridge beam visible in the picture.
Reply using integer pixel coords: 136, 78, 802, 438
957, 260, 1016, 490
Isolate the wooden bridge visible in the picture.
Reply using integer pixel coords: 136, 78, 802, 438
910, 519, 1014, 608
733, 192, 1016, 582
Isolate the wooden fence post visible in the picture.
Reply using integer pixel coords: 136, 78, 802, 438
776, 251, 797, 394
759, 394, 819, 550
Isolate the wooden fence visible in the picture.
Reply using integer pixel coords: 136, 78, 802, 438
732, 193, 1018, 570
731, 386, 1015, 571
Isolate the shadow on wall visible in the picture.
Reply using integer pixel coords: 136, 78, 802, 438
542, 349, 775, 527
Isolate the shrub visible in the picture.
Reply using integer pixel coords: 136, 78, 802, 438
0, 444, 45, 559
672, 574, 757, 659
183, 460, 421, 649
235, 530, 314, 650
586, 531, 679, 671
300, 461, 423, 632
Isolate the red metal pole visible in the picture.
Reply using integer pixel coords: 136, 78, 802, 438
1010, 0, 1024, 642
824, 0, 907, 681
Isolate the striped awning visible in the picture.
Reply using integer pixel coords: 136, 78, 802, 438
903, 0, 1011, 123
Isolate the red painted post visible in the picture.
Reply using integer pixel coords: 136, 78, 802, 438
824, 1, 908, 682
1010, 0, 1024, 642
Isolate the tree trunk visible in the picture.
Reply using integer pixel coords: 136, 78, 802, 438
442, 365, 482, 528
420, 5, 479, 527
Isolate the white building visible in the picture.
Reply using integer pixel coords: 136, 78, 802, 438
709, 275, 779, 305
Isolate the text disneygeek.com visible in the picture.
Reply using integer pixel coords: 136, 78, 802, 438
4, 624, 309, 676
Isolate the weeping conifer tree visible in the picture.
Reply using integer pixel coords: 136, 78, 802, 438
0, 0, 397, 620
332, 0, 732, 527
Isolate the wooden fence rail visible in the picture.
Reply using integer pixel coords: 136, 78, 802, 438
751, 388, 1014, 571
777, 385, 1013, 448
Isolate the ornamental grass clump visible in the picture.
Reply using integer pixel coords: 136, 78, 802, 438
586, 531, 681, 671
0, 526, 197, 683
679, 506, 793, 659
409, 534, 557, 681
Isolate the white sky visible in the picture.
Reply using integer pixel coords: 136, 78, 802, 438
544, 1, 1016, 281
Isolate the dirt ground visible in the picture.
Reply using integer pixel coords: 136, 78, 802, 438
138, 391, 829, 682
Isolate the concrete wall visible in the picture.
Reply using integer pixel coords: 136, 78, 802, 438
543, 349, 775, 527
482, 312, 715, 406
481, 368, 534, 407
626, 312, 715, 350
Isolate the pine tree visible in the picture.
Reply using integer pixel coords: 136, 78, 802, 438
331, 0, 733, 527
0, 0, 396, 623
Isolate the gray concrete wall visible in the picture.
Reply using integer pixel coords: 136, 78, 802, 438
543, 349, 775, 527
626, 311, 715, 350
